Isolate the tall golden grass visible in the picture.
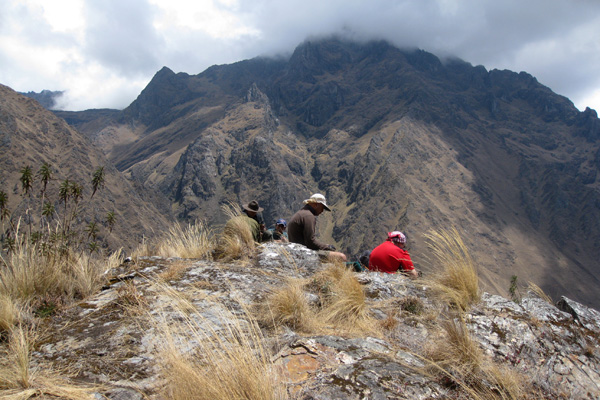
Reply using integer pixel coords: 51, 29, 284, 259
155, 221, 214, 259
0, 231, 121, 333
260, 262, 376, 336
0, 239, 113, 305
526, 282, 553, 305
213, 202, 256, 261
0, 293, 24, 334
259, 277, 316, 332
315, 263, 374, 333
422, 317, 526, 399
0, 325, 100, 399
152, 281, 286, 400
423, 227, 480, 311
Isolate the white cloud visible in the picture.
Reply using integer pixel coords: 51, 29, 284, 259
0, 0, 599, 112
150, 0, 259, 39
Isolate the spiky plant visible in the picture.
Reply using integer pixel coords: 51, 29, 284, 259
37, 163, 53, 227
105, 211, 116, 234
90, 166, 105, 199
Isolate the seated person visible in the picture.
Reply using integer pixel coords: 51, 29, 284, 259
288, 193, 347, 262
268, 219, 288, 242
368, 231, 418, 278
225, 200, 272, 243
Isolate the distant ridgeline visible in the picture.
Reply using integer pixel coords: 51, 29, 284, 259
20, 89, 64, 110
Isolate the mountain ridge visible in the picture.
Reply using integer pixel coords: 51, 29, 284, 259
7, 37, 600, 308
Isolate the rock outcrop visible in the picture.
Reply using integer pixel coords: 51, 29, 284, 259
33, 244, 600, 399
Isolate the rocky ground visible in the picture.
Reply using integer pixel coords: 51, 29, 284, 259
28, 243, 600, 399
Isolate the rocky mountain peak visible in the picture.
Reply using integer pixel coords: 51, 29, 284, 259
5, 38, 600, 310
19, 89, 64, 110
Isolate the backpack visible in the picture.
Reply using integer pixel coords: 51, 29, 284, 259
345, 250, 371, 272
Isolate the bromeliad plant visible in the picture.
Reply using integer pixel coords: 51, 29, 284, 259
1, 164, 112, 256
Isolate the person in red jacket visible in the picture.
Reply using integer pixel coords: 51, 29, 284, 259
368, 231, 418, 278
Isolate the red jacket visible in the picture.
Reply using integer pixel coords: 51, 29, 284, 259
368, 240, 414, 273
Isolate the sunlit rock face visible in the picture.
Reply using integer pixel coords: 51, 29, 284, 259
34, 244, 600, 399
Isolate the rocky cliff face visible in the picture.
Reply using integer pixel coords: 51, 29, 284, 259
33, 245, 600, 399
39, 38, 600, 309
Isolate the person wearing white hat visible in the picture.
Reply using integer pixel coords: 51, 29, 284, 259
368, 231, 418, 278
288, 193, 346, 262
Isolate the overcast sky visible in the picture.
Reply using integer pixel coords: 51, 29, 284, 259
1, 0, 599, 112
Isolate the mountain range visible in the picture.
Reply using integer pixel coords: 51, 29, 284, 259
4, 37, 599, 308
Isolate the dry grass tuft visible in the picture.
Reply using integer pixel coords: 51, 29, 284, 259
0, 325, 100, 399
0, 294, 25, 334
422, 228, 480, 311
399, 295, 424, 315
214, 202, 257, 261
258, 278, 316, 332
484, 363, 526, 399
526, 282, 553, 305
155, 221, 214, 259
116, 281, 148, 315
259, 263, 377, 336
130, 235, 152, 259
71, 251, 116, 299
378, 311, 399, 332
314, 263, 376, 335
423, 317, 527, 399
158, 260, 190, 282
0, 324, 34, 390
429, 318, 484, 375
0, 238, 109, 320
152, 282, 286, 400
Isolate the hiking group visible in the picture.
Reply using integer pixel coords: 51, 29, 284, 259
230, 193, 419, 278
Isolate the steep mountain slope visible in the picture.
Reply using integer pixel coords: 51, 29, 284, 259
52, 38, 599, 308
0, 84, 171, 251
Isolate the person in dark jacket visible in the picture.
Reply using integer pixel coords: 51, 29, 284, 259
288, 193, 346, 262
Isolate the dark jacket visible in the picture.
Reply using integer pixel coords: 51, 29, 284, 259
288, 204, 330, 250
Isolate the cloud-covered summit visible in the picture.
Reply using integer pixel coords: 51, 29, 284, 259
1, 0, 599, 112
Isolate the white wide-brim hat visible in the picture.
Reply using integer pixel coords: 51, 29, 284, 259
303, 193, 331, 211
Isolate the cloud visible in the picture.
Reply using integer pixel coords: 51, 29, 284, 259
82, 0, 163, 76
1, 0, 599, 112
